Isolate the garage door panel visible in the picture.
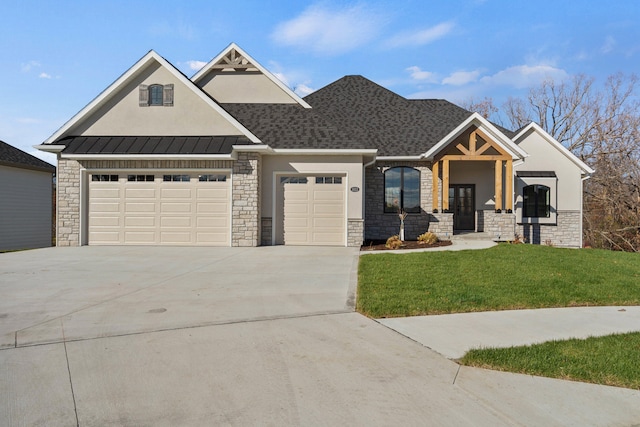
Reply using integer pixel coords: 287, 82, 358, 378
197, 188, 228, 198
125, 216, 155, 227
125, 188, 156, 198
197, 202, 228, 213
313, 232, 343, 243
91, 188, 120, 198
160, 202, 192, 213
124, 231, 156, 243
284, 189, 309, 200
89, 171, 230, 246
313, 217, 343, 227
90, 202, 120, 213
160, 217, 191, 227
125, 202, 155, 213
161, 188, 192, 198
89, 231, 121, 243
313, 204, 344, 215
313, 191, 344, 201
91, 216, 120, 227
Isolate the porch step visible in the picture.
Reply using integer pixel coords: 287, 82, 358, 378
450, 231, 495, 241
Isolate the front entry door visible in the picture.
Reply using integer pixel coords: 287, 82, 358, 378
449, 185, 475, 230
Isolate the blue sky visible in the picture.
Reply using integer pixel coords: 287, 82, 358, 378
2, 0, 639, 165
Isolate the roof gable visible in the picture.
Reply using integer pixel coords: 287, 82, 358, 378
513, 122, 594, 174
41, 50, 260, 145
191, 43, 311, 108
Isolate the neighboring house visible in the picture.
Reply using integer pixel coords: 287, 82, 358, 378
1, 140, 55, 251
37, 43, 593, 248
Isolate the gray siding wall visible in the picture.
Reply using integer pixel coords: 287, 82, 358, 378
0, 165, 53, 250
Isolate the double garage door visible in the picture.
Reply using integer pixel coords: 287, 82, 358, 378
282, 176, 346, 246
88, 172, 230, 246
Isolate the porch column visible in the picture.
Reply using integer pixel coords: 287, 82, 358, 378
494, 160, 503, 211
432, 161, 439, 211
442, 159, 450, 211
505, 159, 513, 211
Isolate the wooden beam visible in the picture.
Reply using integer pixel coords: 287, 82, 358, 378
475, 128, 511, 156
505, 159, 513, 211
456, 143, 470, 155
469, 131, 477, 154
432, 161, 439, 211
443, 159, 450, 211
440, 154, 511, 161
495, 160, 503, 211
475, 141, 491, 155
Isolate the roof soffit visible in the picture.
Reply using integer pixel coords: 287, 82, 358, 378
191, 43, 311, 109
41, 50, 261, 146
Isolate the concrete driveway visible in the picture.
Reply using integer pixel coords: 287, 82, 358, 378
2, 246, 640, 426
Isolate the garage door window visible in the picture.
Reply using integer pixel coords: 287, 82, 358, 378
315, 177, 342, 184
198, 174, 227, 182
280, 177, 308, 184
92, 174, 119, 182
163, 175, 190, 182
127, 175, 154, 182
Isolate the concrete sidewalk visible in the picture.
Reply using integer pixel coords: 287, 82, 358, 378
378, 306, 640, 359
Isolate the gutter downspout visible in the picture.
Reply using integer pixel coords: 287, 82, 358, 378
580, 174, 592, 248
362, 156, 377, 227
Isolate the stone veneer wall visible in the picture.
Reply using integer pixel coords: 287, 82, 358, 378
347, 219, 364, 247
232, 152, 261, 247
518, 210, 582, 248
365, 162, 434, 241
426, 213, 453, 238
478, 211, 516, 240
57, 158, 82, 246
55, 158, 261, 246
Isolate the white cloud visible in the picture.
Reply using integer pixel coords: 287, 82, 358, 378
442, 70, 481, 86
185, 60, 207, 71
38, 72, 52, 79
480, 64, 568, 89
406, 66, 437, 82
601, 36, 616, 54
271, 4, 384, 55
294, 84, 315, 97
21, 60, 41, 72
384, 22, 454, 48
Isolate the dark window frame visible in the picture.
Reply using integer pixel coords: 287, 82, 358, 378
522, 184, 551, 218
384, 166, 421, 213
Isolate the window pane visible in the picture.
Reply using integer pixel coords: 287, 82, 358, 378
334, 177, 342, 184
384, 168, 401, 213
149, 85, 163, 105
403, 167, 420, 213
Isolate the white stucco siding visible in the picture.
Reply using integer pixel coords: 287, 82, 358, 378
0, 165, 53, 251
514, 129, 584, 211
71, 63, 242, 136
262, 155, 364, 220
198, 72, 297, 104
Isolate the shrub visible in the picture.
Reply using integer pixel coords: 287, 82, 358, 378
385, 235, 403, 249
417, 232, 439, 245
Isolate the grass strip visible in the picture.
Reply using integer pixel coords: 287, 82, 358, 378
459, 332, 640, 390
357, 244, 640, 318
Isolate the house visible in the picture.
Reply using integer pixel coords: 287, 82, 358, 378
1, 140, 55, 251
36, 43, 593, 248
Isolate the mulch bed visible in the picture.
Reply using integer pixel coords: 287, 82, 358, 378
360, 239, 453, 251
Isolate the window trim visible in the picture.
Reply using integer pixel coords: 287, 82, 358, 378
383, 166, 421, 214
522, 184, 551, 218
139, 83, 174, 107
516, 175, 557, 225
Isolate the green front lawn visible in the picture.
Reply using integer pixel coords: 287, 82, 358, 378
357, 244, 640, 318
459, 332, 640, 390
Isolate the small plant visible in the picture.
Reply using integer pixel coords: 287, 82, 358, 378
385, 235, 403, 249
510, 234, 525, 244
544, 239, 554, 247
417, 231, 439, 245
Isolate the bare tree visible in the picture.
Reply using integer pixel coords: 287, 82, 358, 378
502, 73, 640, 251
459, 97, 498, 120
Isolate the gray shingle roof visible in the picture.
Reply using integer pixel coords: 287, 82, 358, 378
60, 136, 252, 155
303, 76, 478, 156
0, 140, 55, 172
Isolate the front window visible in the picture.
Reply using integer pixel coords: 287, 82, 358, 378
384, 167, 420, 213
523, 185, 550, 217
149, 85, 164, 106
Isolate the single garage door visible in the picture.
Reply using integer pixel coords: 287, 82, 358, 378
89, 172, 230, 246
282, 176, 345, 246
